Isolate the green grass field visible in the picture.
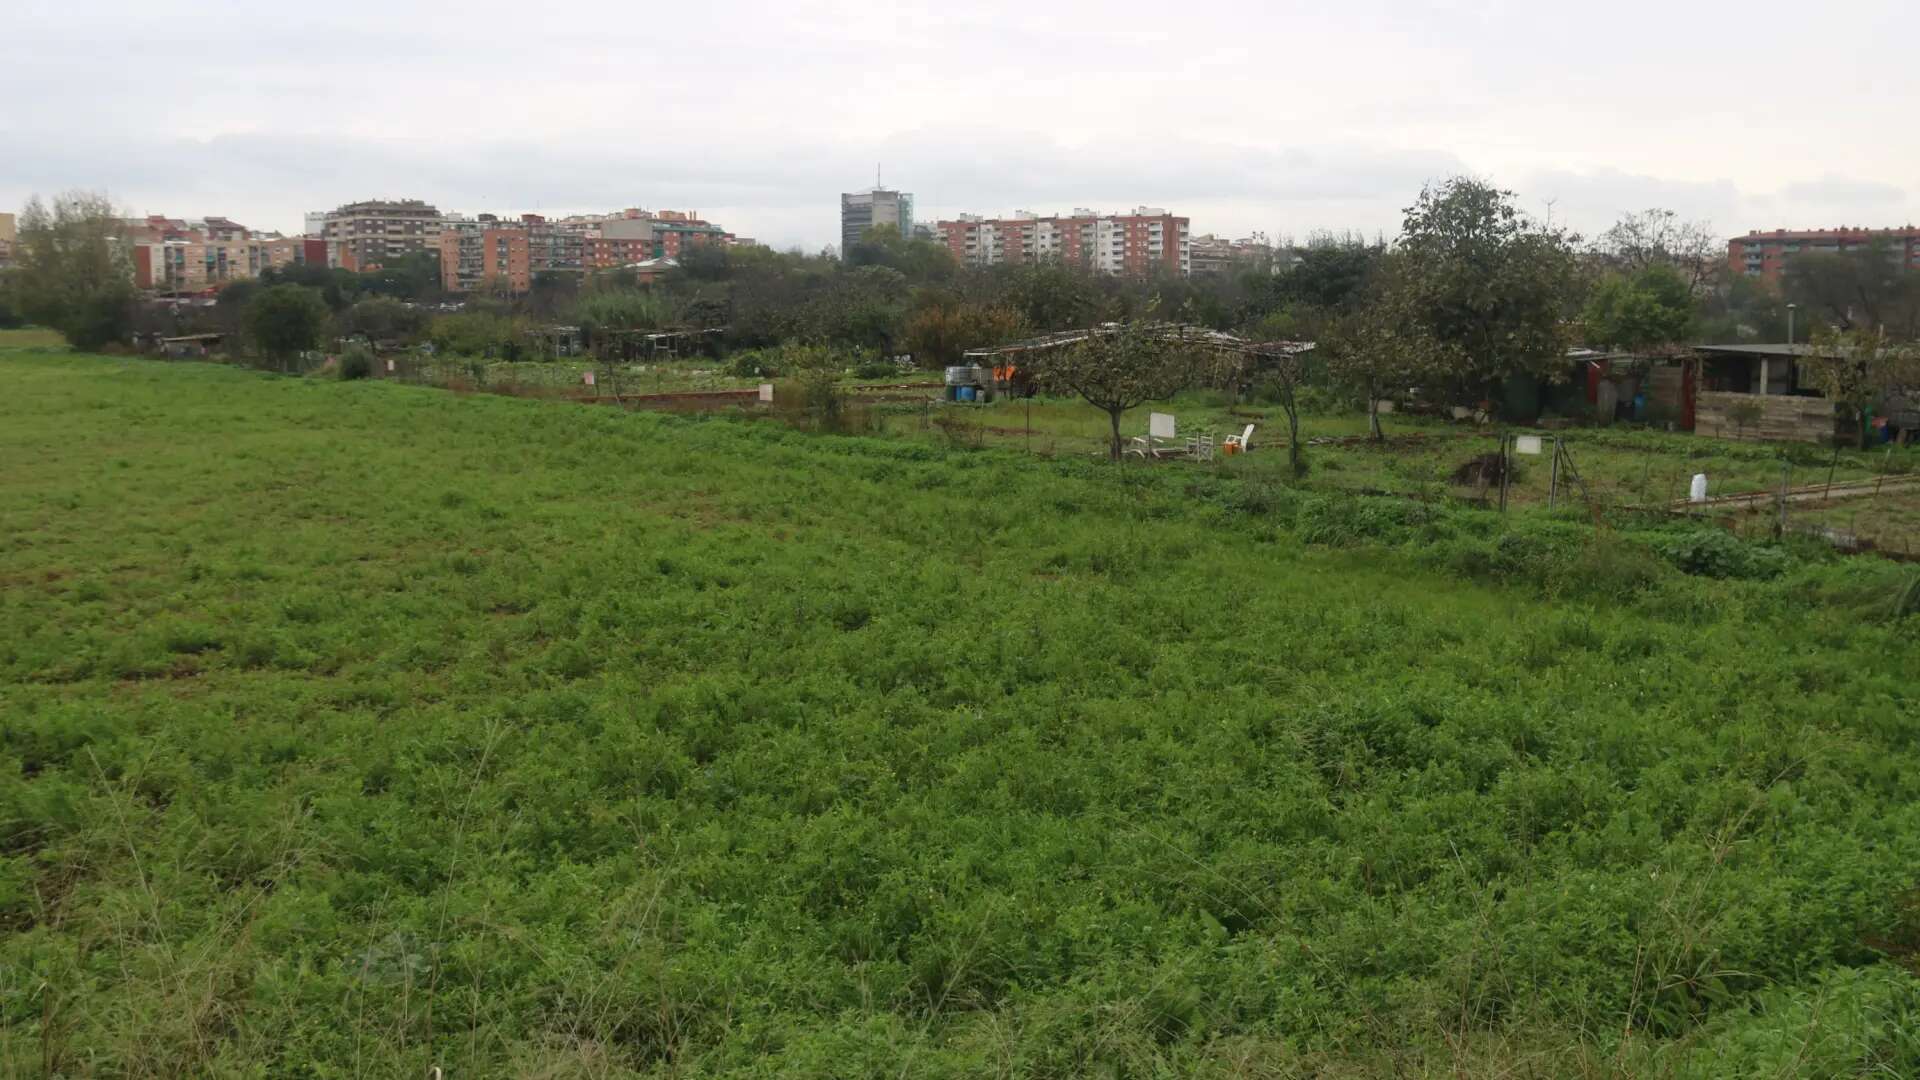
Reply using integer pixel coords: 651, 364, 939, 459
4, 349, 1920, 1077
887, 393, 1920, 517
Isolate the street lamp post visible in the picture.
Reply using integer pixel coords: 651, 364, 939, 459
1787, 303, 1797, 346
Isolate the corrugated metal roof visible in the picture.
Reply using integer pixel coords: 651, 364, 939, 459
1695, 343, 1824, 357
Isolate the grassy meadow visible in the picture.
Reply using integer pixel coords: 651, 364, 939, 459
3, 346, 1920, 1076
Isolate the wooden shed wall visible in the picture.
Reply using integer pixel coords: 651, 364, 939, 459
1695, 391, 1841, 444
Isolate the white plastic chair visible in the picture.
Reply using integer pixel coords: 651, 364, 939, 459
1186, 430, 1215, 461
1223, 424, 1255, 453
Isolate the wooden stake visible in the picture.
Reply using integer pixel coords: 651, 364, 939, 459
1498, 434, 1510, 512
1776, 460, 1791, 537
1548, 438, 1562, 511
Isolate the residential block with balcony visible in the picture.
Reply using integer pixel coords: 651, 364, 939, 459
1728, 226, 1920, 284
935, 207, 1190, 276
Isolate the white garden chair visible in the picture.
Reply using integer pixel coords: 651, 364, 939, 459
1223, 424, 1255, 453
1186, 430, 1215, 461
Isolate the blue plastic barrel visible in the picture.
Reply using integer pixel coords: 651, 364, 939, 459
958, 386, 975, 402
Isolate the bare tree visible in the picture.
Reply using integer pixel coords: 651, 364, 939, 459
14, 190, 137, 350
1590, 209, 1722, 298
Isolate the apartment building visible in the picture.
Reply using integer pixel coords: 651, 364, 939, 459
132, 235, 325, 291
841, 188, 914, 252
1188, 233, 1275, 276
0, 212, 14, 267
1729, 226, 1920, 283
318, 199, 444, 270
936, 207, 1190, 276
125, 214, 327, 291
437, 208, 732, 292
438, 215, 534, 294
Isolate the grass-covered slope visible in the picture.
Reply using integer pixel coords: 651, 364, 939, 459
2, 351, 1918, 1077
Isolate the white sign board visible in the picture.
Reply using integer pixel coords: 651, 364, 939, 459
582, 371, 596, 387
1690, 473, 1709, 503
1514, 435, 1543, 456
758, 382, 775, 403
385, 357, 396, 373
1149, 412, 1176, 439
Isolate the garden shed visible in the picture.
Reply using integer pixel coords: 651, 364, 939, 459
1691, 344, 1845, 444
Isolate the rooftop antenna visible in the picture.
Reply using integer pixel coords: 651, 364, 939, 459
876, 163, 883, 190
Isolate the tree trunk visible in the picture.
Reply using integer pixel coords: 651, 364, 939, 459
1108, 408, 1124, 461
1367, 379, 1384, 442
1283, 390, 1303, 476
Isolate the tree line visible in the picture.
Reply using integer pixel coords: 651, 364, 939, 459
6, 181, 1919, 441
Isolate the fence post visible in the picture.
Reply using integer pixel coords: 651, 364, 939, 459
1548, 438, 1562, 511
1776, 459, 1791, 537
1498, 433, 1511, 512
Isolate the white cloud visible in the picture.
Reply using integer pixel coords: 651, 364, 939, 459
7, 0, 1920, 248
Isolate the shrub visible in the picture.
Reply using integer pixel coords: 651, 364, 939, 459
336, 346, 374, 381
727, 349, 778, 379
1656, 528, 1789, 580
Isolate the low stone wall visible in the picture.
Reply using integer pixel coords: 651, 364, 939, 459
1695, 391, 1841, 444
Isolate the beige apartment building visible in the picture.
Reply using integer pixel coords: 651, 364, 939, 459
317, 199, 444, 270
127, 215, 327, 291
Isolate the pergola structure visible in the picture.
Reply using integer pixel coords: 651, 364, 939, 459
962, 322, 1319, 468
961, 322, 1313, 363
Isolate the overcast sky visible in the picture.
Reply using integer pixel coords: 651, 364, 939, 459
8, 0, 1919, 251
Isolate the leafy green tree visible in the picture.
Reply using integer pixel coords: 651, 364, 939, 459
571, 287, 668, 357
429, 311, 523, 358
245, 284, 330, 369
1389, 177, 1583, 389
1278, 239, 1384, 311
1241, 312, 1317, 475
802, 266, 908, 351
1802, 325, 1920, 447
1324, 260, 1418, 441
260, 261, 355, 311
216, 279, 259, 312
675, 243, 734, 282
1582, 264, 1694, 351
573, 288, 667, 332
354, 250, 442, 301
0, 270, 25, 329
527, 270, 580, 318
13, 191, 138, 349
904, 301, 1027, 369
844, 224, 957, 283
1694, 273, 1792, 343
1024, 324, 1200, 460
338, 296, 429, 345
999, 264, 1101, 331
1785, 244, 1920, 339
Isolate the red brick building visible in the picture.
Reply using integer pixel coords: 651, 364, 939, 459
439, 224, 532, 294
1729, 226, 1920, 284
